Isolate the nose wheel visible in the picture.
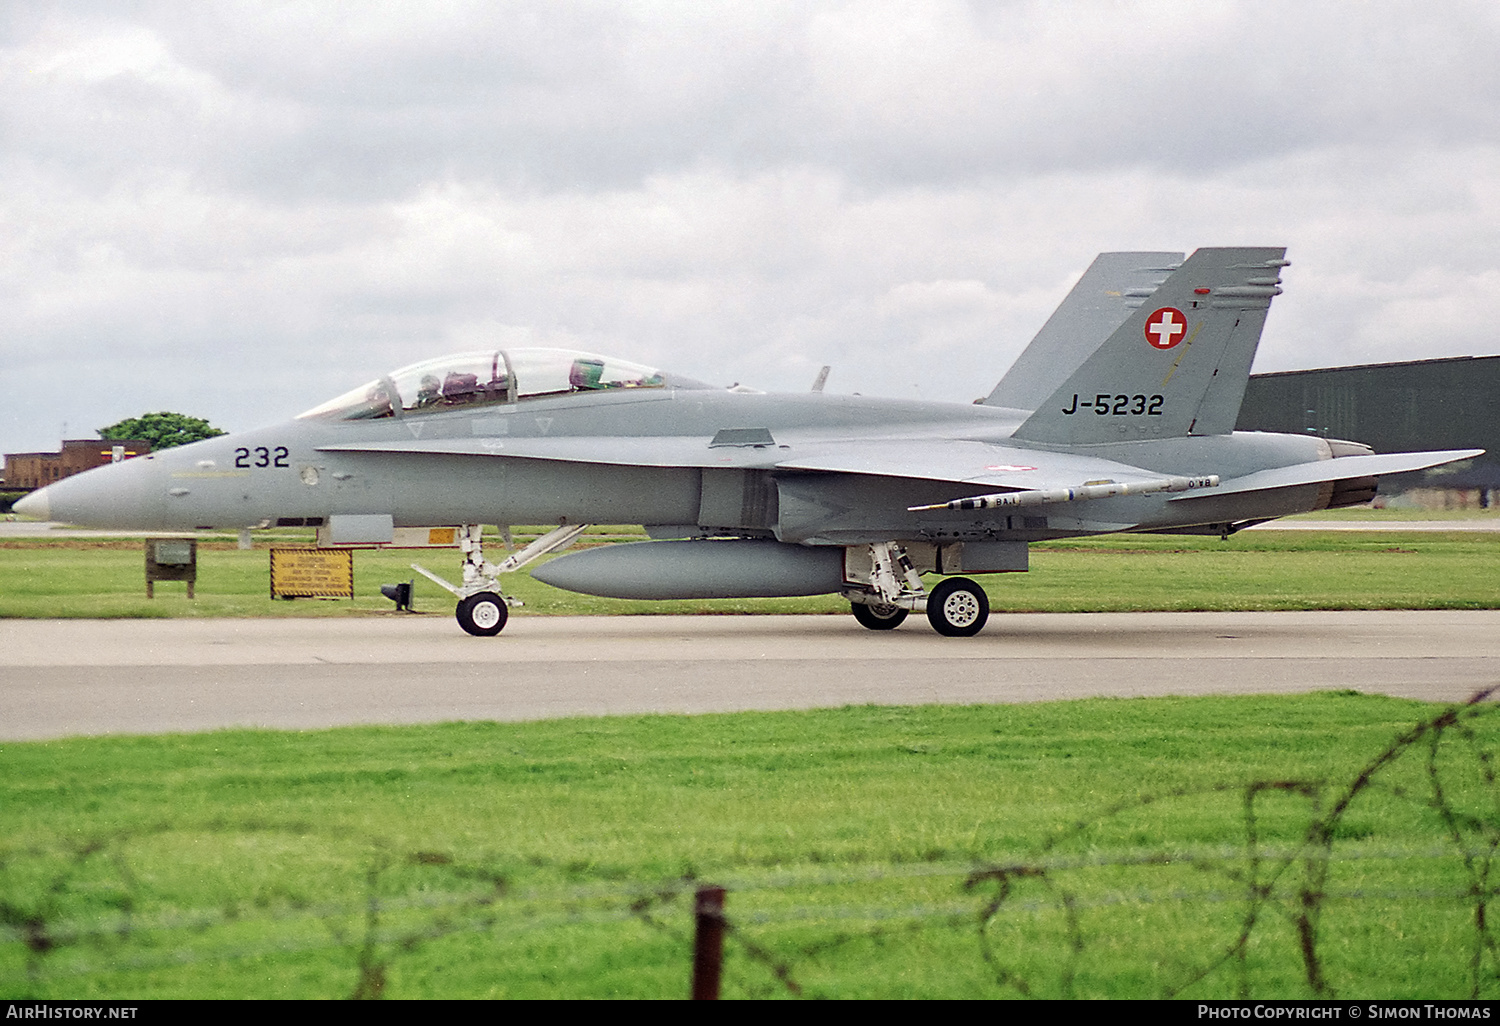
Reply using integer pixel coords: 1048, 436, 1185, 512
456, 592, 508, 636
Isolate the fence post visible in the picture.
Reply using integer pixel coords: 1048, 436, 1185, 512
691, 885, 726, 1000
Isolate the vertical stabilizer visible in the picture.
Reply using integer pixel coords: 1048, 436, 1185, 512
982, 252, 1183, 408
1011, 247, 1287, 444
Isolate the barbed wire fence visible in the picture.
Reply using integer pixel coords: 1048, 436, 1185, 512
3, 690, 1499, 999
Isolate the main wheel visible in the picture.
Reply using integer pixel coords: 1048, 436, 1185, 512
456, 592, 508, 636
925, 577, 989, 637
851, 601, 908, 630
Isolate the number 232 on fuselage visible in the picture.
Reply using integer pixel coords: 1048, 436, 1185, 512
16, 247, 1480, 637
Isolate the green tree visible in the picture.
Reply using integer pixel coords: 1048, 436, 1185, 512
98, 412, 227, 450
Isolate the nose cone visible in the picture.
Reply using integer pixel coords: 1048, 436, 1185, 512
12, 488, 49, 520
17, 459, 167, 529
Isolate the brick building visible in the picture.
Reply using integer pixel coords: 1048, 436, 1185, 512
2, 439, 153, 490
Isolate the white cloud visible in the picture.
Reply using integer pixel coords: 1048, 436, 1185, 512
2, 1, 1499, 453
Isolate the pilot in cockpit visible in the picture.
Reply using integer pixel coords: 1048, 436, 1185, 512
569, 357, 607, 390
414, 374, 442, 408
358, 383, 395, 419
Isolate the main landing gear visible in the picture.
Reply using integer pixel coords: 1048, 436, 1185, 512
413, 523, 589, 637
844, 541, 990, 637
924, 577, 989, 637
851, 601, 908, 630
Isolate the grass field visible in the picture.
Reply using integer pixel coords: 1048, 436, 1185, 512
4, 526, 1498, 998
2, 527, 1498, 618
2, 693, 1498, 999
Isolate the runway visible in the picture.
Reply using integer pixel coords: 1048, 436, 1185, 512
3, 610, 1498, 740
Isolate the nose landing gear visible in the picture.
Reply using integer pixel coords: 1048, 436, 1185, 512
455, 591, 508, 636
412, 523, 588, 636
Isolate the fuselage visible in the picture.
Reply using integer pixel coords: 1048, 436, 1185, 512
22, 381, 1341, 542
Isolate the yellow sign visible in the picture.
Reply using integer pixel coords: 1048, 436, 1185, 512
270, 547, 354, 599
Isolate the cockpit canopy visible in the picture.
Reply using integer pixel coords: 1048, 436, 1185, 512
298, 347, 706, 420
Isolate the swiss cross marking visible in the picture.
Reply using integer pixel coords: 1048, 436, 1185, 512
1144, 307, 1188, 350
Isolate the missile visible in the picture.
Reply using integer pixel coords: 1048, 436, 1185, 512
908, 475, 1219, 512
531, 538, 846, 600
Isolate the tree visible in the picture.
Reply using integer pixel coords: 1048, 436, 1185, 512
98, 412, 227, 450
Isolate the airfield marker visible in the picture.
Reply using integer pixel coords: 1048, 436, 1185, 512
692, 886, 727, 1000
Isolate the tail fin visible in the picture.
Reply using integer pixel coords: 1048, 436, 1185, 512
983, 251, 1183, 408
1011, 246, 1287, 444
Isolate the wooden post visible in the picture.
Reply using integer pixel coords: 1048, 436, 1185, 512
691, 886, 726, 1000
144, 538, 197, 599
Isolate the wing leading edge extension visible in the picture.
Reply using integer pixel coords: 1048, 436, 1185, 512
318, 434, 1174, 494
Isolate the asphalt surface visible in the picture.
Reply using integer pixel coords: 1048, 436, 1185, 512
3, 610, 1498, 740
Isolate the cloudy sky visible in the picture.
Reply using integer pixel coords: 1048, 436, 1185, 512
3, 1, 1497, 453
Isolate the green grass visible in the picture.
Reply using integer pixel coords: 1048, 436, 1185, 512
3, 694, 1499, 999
1, 529, 1497, 618
1001, 531, 1500, 611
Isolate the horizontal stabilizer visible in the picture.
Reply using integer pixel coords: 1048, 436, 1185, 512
1170, 449, 1484, 500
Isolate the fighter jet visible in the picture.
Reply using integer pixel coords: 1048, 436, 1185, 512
16, 247, 1480, 637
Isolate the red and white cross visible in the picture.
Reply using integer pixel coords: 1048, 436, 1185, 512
1144, 307, 1188, 350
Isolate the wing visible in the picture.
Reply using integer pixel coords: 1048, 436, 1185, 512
319, 435, 1483, 509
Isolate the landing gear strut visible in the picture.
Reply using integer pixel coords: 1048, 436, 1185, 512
844, 542, 991, 636
845, 542, 924, 633
413, 523, 589, 636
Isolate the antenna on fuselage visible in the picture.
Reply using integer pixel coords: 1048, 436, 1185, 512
810, 366, 830, 392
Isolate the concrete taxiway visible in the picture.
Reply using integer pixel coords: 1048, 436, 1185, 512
3, 611, 1498, 740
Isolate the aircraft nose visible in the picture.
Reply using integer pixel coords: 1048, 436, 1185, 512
13, 488, 49, 520
18, 459, 166, 529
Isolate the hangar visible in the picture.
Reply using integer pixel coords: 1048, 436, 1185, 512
1237, 355, 1500, 499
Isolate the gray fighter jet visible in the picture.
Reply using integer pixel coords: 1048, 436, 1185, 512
16, 247, 1480, 637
